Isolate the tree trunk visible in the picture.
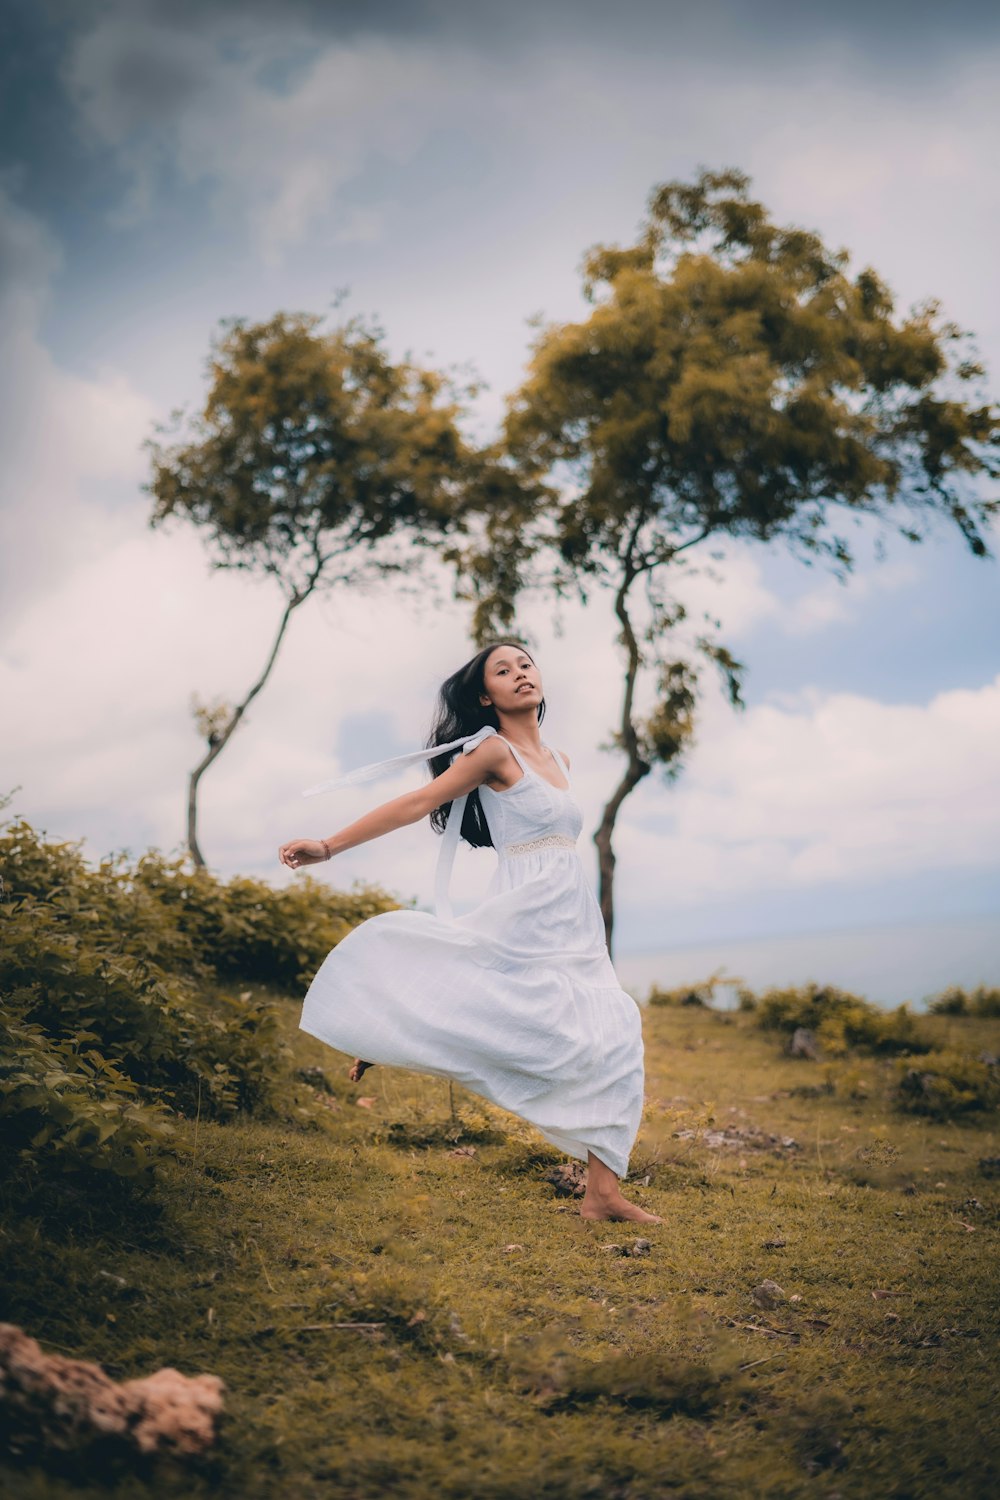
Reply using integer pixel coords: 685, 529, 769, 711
186, 584, 313, 869
594, 568, 650, 956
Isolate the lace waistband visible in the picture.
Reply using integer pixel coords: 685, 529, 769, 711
502, 834, 577, 857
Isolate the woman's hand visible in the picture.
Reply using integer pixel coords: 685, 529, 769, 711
278, 838, 328, 870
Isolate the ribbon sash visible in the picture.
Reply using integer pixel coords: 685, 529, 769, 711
302, 724, 499, 920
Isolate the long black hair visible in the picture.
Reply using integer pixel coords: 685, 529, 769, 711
426, 638, 546, 849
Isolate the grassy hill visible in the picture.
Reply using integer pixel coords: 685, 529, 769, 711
3, 987, 998, 1499
2, 818, 997, 1496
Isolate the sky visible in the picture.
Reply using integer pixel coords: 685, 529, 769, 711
2, 0, 999, 959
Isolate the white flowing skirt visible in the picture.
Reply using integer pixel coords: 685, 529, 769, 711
299, 847, 646, 1178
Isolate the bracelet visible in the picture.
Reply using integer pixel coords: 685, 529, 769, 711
321, 839, 333, 861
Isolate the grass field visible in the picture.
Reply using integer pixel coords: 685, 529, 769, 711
2, 992, 998, 1499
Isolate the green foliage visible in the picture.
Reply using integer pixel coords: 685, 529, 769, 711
502, 166, 999, 580
146, 311, 477, 591
128, 848, 400, 989
647, 973, 747, 1008
893, 1049, 1000, 1119
647, 981, 712, 1007
0, 1016, 173, 1180
145, 311, 493, 869
927, 984, 1000, 1017
750, 981, 932, 1056
452, 165, 1000, 953
1, 818, 399, 990
0, 817, 397, 1180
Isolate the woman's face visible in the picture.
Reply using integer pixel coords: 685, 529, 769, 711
480, 645, 542, 714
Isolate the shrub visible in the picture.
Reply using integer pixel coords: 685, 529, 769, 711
926, 985, 1000, 1017
128, 850, 402, 988
0, 1016, 174, 1180
893, 1050, 1000, 1119
0, 819, 401, 990
0, 895, 286, 1118
647, 982, 711, 1007
751, 982, 931, 1056
647, 975, 745, 1009
0, 816, 386, 1180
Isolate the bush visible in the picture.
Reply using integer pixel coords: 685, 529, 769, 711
0, 894, 286, 1119
0, 816, 400, 1180
647, 982, 712, 1007
893, 1049, 1000, 1119
751, 982, 931, 1056
128, 850, 402, 989
0, 1016, 174, 1180
0, 818, 401, 990
646, 975, 746, 1009
926, 985, 1000, 1017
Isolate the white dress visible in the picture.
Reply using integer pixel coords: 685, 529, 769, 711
298, 728, 645, 1178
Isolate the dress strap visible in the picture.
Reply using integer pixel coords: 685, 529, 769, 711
546, 743, 572, 786
495, 734, 529, 774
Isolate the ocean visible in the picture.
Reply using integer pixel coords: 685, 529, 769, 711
614, 912, 1000, 1011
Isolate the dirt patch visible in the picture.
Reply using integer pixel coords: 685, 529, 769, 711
672, 1125, 801, 1154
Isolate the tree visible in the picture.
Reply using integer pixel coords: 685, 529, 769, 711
146, 311, 476, 867
459, 167, 1000, 954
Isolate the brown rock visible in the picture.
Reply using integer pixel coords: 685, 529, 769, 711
542, 1162, 587, 1197
0, 1323, 225, 1458
789, 1027, 820, 1060
751, 1279, 786, 1309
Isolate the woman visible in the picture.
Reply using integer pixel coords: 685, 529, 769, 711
279, 640, 661, 1225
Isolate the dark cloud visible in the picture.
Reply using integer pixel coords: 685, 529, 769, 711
5, 0, 998, 275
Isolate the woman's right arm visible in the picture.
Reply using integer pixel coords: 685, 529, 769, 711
278, 737, 507, 870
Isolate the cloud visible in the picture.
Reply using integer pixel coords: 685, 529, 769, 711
63, 11, 489, 260
5, 499, 997, 942
612, 668, 1000, 920
4, 0, 999, 954
775, 558, 924, 634
0, 185, 157, 626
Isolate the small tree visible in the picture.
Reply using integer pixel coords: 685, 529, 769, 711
461, 168, 999, 953
146, 311, 476, 867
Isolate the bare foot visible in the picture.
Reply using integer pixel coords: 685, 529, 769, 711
579, 1192, 663, 1224
348, 1058, 374, 1082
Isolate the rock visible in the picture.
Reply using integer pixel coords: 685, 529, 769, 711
751, 1279, 786, 1309
672, 1125, 800, 1154
95, 1271, 129, 1291
629, 1238, 652, 1257
789, 1027, 820, 1060
0, 1323, 225, 1458
542, 1162, 587, 1198
296, 1065, 335, 1094
447, 1311, 471, 1343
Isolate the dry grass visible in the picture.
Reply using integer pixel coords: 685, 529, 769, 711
1, 995, 998, 1499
